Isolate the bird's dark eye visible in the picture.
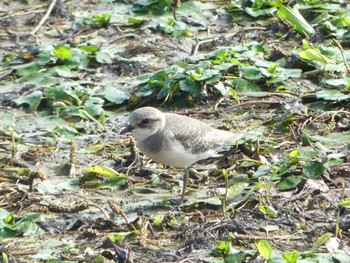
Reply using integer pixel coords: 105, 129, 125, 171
141, 118, 150, 125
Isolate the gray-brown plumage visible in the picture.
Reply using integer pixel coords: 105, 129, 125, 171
120, 107, 241, 204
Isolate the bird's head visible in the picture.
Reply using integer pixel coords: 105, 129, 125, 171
120, 107, 166, 140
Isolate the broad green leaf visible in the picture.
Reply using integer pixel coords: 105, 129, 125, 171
0, 228, 17, 239
179, 79, 201, 94
224, 252, 247, 263
282, 251, 300, 263
316, 89, 350, 101
108, 230, 137, 242
277, 5, 316, 36
1, 252, 8, 263
241, 66, 262, 80
96, 51, 113, 64
252, 165, 272, 178
339, 199, 350, 208
30, 250, 54, 260
259, 205, 278, 218
85, 166, 120, 177
278, 176, 303, 190
100, 86, 130, 105
79, 45, 100, 53
332, 16, 350, 28
260, 225, 279, 233
245, 7, 277, 18
15, 63, 40, 77
213, 82, 231, 96
257, 240, 273, 260
54, 45, 72, 61
93, 13, 111, 27
299, 49, 336, 64
152, 215, 163, 227
289, 149, 300, 158
13, 91, 42, 112
70, 48, 90, 69
214, 241, 231, 256
4, 214, 14, 224
0, 112, 14, 128
128, 17, 143, 25
310, 233, 332, 253
321, 78, 350, 90
302, 161, 324, 179
232, 79, 261, 93
303, 131, 350, 146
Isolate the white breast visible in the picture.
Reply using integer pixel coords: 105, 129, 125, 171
138, 137, 215, 168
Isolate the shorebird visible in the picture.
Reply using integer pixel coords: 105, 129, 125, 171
120, 107, 241, 204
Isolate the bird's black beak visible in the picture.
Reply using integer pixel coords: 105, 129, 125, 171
120, 124, 133, 135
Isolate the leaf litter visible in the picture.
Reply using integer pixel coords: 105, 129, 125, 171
1, 0, 350, 262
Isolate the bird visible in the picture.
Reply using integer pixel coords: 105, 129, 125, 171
120, 106, 242, 204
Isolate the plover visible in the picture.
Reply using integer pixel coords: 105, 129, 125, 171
120, 107, 241, 204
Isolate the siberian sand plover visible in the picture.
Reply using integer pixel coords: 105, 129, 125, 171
120, 107, 241, 204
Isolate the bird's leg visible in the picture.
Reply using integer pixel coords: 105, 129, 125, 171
178, 168, 189, 205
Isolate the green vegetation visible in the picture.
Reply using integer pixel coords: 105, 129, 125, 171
0, 0, 350, 261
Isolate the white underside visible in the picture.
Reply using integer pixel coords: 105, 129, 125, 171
139, 138, 216, 168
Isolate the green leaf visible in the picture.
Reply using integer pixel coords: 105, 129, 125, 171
15, 63, 41, 77
316, 89, 350, 101
0, 228, 18, 239
339, 199, 350, 208
1, 252, 9, 263
257, 240, 273, 260
93, 13, 111, 27
54, 45, 72, 61
260, 225, 279, 233
303, 131, 350, 146
13, 91, 43, 112
299, 49, 336, 64
101, 86, 130, 105
277, 5, 316, 36
128, 17, 143, 25
232, 79, 261, 93
152, 216, 163, 227
79, 45, 100, 53
302, 161, 324, 179
4, 214, 14, 224
85, 166, 120, 177
310, 233, 332, 253
96, 51, 113, 64
108, 231, 137, 242
179, 79, 201, 94
289, 149, 300, 158
282, 251, 300, 263
278, 176, 303, 190
30, 249, 54, 260
214, 241, 231, 256
241, 66, 262, 80
252, 165, 272, 178
258, 205, 278, 218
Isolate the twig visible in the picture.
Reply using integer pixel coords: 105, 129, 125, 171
177, 100, 282, 116
192, 26, 266, 55
332, 38, 350, 74
88, 202, 110, 220
231, 232, 305, 240
31, 0, 58, 35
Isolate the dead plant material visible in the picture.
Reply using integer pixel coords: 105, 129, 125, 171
69, 139, 77, 177
31, 0, 58, 35
192, 26, 266, 55
108, 200, 130, 224
28, 170, 46, 192
48, 201, 89, 213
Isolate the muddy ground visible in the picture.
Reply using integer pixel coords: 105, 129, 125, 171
0, 0, 350, 262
